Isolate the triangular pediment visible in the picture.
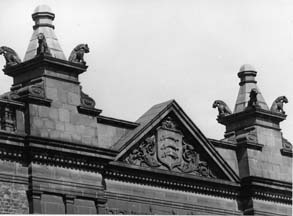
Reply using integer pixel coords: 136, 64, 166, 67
113, 100, 239, 182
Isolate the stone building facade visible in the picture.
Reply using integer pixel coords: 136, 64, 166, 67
0, 5, 291, 215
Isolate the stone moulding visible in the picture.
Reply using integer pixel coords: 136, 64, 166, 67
105, 191, 242, 215
77, 88, 102, 116
217, 107, 286, 127
97, 115, 139, 129
3, 55, 88, 78
29, 176, 105, 200
0, 133, 117, 171
0, 131, 25, 164
209, 138, 237, 150
16, 83, 52, 107
106, 161, 240, 200
240, 176, 292, 204
235, 128, 264, 151
77, 106, 102, 117
281, 138, 293, 157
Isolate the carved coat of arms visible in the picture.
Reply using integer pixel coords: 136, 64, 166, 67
124, 116, 216, 178
157, 127, 182, 170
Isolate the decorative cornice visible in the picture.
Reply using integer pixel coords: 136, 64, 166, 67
97, 115, 139, 129
29, 175, 105, 199
218, 107, 286, 126
208, 138, 237, 150
240, 176, 292, 204
27, 135, 117, 159
3, 55, 87, 78
280, 148, 293, 157
106, 161, 239, 199
0, 173, 28, 185
77, 87, 102, 116
77, 106, 102, 117
0, 98, 25, 109
281, 137, 292, 157
105, 191, 242, 215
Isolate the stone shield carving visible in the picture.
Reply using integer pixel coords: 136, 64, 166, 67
157, 127, 183, 170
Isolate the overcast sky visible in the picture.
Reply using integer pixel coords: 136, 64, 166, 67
0, 0, 292, 142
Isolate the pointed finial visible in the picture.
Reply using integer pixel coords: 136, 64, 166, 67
238, 64, 257, 86
32, 5, 55, 30
234, 64, 269, 113
24, 5, 66, 61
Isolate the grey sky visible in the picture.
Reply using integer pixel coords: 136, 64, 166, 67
0, 0, 292, 142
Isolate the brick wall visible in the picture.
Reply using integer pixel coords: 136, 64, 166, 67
0, 182, 28, 214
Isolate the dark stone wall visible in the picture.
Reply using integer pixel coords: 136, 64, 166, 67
30, 75, 99, 146
41, 194, 65, 214
0, 159, 28, 214
97, 123, 132, 149
104, 179, 241, 215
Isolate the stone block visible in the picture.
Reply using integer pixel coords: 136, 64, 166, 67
49, 131, 60, 139
44, 119, 55, 129
74, 199, 96, 214
48, 108, 59, 120
59, 109, 70, 122
46, 87, 58, 100
42, 196, 65, 214
60, 132, 72, 141
57, 89, 68, 103
84, 127, 96, 136
56, 122, 65, 131
68, 92, 80, 106
81, 136, 92, 145
32, 118, 44, 128
91, 138, 98, 145
72, 133, 82, 142
38, 106, 50, 118
40, 130, 49, 137
16, 111, 25, 133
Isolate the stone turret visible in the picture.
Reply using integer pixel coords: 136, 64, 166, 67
214, 64, 292, 214
2, 5, 101, 145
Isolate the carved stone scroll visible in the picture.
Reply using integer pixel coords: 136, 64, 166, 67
124, 116, 217, 178
80, 87, 96, 108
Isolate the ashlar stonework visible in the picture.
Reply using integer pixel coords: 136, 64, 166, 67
0, 5, 291, 215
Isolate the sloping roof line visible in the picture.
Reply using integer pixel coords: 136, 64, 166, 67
111, 99, 174, 151
113, 99, 240, 183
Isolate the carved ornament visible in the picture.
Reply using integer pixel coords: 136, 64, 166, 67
36, 33, 51, 56
281, 137, 292, 157
80, 87, 96, 108
236, 127, 258, 143
124, 117, 216, 178
270, 96, 288, 114
0, 46, 21, 68
212, 100, 232, 117
17, 81, 46, 98
247, 88, 259, 108
68, 44, 89, 65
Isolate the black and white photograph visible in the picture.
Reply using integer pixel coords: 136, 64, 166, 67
0, 0, 292, 215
